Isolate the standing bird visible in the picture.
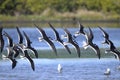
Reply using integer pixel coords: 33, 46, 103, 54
57, 64, 62, 73
23, 31, 38, 58
35, 24, 57, 56
63, 28, 80, 57
0, 27, 4, 53
49, 23, 71, 54
84, 27, 101, 59
104, 68, 111, 77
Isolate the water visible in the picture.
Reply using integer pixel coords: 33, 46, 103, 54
0, 58, 120, 80
2, 27, 120, 49
1, 27, 120, 80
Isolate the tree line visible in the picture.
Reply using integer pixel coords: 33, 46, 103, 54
0, 0, 120, 16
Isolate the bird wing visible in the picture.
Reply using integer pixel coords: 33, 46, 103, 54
24, 50, 35, 71
0, 27, 4, 52
49, 23, 60, 40
28, 47, 38, 58
98, 26, 109, 39
45, 39, 57, 56
3, 31, 13, 47
16, 27, 23, 44
23, 31, 32, 47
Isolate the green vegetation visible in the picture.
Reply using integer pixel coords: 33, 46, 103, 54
0, 48, 115, 59
0, 0, 120, 27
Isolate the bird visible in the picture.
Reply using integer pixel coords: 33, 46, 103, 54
35, 24, 57, 56
83, 27, 101, 59
98, 26, 109, 44
0, 27, 4, 53
23, 50, 35, 71
3, 31, 21, 58
99, 27, 120, 59
106, 39, 120, 60
57, 64, 62, 73
23, 31, 38, 58
104, 68, 111, 77
74, 21, 85, 37
48, 23, 71, 54
2, 47, 17, 69
63, 28, 80, 57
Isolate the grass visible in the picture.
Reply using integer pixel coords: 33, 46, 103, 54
0, 9, 120, 28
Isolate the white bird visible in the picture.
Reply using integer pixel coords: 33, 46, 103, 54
104, 68, 111, 77
57, 64, 62, 73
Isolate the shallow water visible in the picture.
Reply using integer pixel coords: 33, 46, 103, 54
0, 58, 120, 80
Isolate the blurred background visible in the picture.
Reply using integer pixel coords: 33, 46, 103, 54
0, 0, 120, 27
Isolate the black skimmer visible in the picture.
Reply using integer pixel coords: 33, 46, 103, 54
3, 31, 20, 58
35, 24, 57, 56
23, 31, 38, 58
23, 50, 35, 71
98, 26, 109, 44
99, 27, 120, 59
84, 27, 101, 59
48, 23, 71, 54
2, 47, 17, 69
106, 39, 120, 60
0, 27, 4, 53
74, 21, 85, 37
63, 28, 80, 57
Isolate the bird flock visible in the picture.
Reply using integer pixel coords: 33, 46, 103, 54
0, 22, 120, 71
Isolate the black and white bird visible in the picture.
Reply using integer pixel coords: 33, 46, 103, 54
98, 26, 109, 44
83, 27, 101, 59
23, 31, 38, 58
3, 31, 20, 58
0, 27, 4, 53
99, 27, 120, 60
49, 23, 71, 54
2, 47, 17, 69
35, 24, 57, 56
63, 28, 80, 57
74, 21, 85, 37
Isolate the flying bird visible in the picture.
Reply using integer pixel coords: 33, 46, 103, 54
49, 23, 71, 54
84, 27, 101, 59
74, 21, 85, 37
98, 26, 109, 44
2, 47, 17, 69
23, 31, 38, 58
63, 28, 80, 57
35, 24, 57, 56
